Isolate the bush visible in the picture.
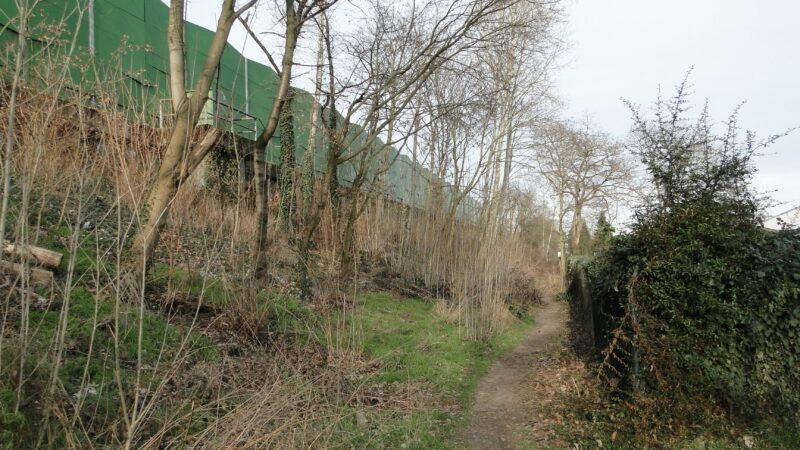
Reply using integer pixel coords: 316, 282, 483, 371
593, 202, 800, 418
504, 269, 543, 319
585, 75, 800, 430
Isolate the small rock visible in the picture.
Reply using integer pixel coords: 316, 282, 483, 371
743, 435, 754, 449
73, 384, 98, 400
356, 410, 368, 429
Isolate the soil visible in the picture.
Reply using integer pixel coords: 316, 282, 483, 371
459, 299, 574, 449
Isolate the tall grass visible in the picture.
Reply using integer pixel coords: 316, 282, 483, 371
0, 15, 376, 447
349, 191, 555, 341
0, 12, 245, 447
0, 5, 558, 447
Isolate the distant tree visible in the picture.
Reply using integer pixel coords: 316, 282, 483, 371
535, 120, 633, 286
592, 211, 614, 253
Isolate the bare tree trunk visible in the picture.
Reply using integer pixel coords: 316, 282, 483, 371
558, 191, 568, 291
324, 15, 341, 213
496, 104, 514, 230
253, 1, 301, 279
167, 0, 186, 112
494, 46, 517, 232
138, 128, 221, 264
296, 5, 331, 299
0, 4, 28, 262
302, 23, 325, 209
410, 111, 419, 208
485, 116, 503, 233
570, 206, 583, 254
134, 0, 252, 267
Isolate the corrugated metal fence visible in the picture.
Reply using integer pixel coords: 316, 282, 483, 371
0, 0, 460, 209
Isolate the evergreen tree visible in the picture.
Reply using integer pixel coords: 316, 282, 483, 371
593, 212, 614, 253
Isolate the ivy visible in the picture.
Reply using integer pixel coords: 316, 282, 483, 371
576, 74, 800, 427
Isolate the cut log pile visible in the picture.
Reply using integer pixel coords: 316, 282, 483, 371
1, 241, 63, 286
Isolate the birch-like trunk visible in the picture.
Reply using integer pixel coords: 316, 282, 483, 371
301, 22, 325, 209
570, 205, 584, 254
0, 4, 28, 263
558, 190, 568, 291
135, 0, 246, 267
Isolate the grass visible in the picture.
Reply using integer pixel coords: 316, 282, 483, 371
25, 286, 217, 385
152, 263, 227, 305
3, 207, 536, 449
331, 292, 535, 449
358, 293, 531, 404
0, 191, 221, 447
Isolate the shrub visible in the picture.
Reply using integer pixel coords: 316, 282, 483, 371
504, 268, 543, 319
584, 74, 800, 430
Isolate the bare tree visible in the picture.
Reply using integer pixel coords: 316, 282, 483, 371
420, 63, 495, 235
133, 0, 256, 266
245, 0, 338, 279
535, 120, 633, 285
314, 0, 528, 274
478, 0, 562, 235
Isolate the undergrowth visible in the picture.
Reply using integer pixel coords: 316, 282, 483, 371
0, 7, 551, 447
559, 76, 800, 448
329, 292, 535, 448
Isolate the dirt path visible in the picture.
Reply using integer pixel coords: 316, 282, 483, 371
459, 300, 568, 449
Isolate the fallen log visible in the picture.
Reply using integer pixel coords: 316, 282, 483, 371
3, 241, 62, 269
0, 260, 54, 286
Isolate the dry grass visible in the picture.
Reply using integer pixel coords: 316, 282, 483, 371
0, 12, 559, 448
349, 197, 553, 341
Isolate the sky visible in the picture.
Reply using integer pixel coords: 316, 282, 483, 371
555, 0, 800, 214
177, 0, 799, 215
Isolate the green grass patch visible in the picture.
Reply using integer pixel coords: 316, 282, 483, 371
152, 263, 227, 305
358, 293, 531, 404
331, 292, 534, 449
28, 288, 217, 370
1, 285, 217, 447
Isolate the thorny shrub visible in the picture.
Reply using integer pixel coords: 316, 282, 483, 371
575, 74, 800, 440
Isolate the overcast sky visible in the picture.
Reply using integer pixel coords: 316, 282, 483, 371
556, 0, 800, 214
178, 0, 799, 214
